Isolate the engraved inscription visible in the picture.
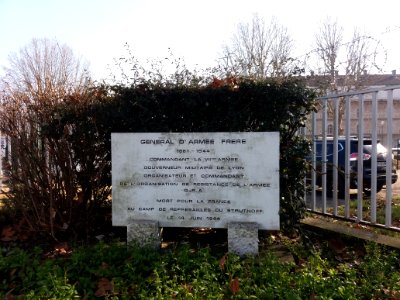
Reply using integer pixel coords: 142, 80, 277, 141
112, 132, 280, 230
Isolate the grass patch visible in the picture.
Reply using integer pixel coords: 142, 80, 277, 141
324, 191, 400, 230
1, 235, 400, 299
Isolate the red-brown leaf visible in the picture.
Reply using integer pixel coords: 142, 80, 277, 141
209, 78, 225, 88
328, 238, 346, 254
95, 278, 113, 297
229, 277, 240, 294
219, 253, 227, 271
54, 242, 70, 255
1, 226, 16, 242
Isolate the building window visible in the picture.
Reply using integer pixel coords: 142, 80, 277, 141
327, 124, 333, 135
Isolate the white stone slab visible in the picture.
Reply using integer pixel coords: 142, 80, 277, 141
112, 132, 280, 230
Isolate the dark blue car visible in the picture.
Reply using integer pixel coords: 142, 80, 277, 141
309, 137, 398, 196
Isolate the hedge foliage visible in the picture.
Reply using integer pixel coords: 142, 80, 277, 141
44, 77, 316, 234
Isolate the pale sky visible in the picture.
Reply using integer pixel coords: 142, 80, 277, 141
1, 0, 400, 81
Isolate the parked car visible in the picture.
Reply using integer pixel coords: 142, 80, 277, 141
307, 137, 398, 197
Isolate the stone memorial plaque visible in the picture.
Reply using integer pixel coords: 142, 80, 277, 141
112, 132, 280, 230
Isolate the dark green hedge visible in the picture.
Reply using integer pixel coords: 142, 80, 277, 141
46, 77, 316, 232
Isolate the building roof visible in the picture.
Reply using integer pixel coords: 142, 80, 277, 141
305, 71, 400, 89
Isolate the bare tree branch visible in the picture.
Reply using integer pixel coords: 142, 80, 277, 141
315, 18, 343, 83
0, 38, 92, 239
311, 19, 384, 134
220, 15, 294, 78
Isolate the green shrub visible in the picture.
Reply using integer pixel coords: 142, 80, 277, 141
1, 241, 399, 299
44, 78, 316, 234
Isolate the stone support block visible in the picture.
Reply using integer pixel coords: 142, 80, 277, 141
127, 220, 160, 249
228, 222, 259, 256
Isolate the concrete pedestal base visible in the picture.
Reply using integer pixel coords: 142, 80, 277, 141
228, 222, 259, 256
127, 220, 160, 248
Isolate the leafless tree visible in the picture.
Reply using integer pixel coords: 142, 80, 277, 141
2, 38, 90, 104
312, 18, 383, 92
219, 15, 294, 78
0, 38, 93, 238
344, 29, 372, 86
315, 19, 343, 89
310, 19, 382, 133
